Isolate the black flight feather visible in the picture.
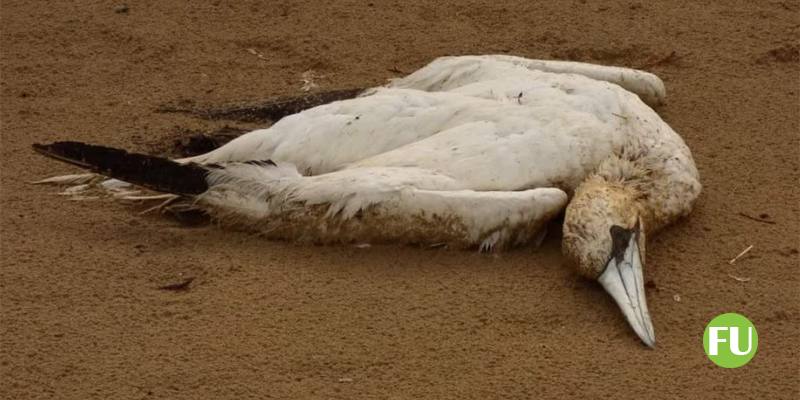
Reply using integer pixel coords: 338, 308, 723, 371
32, 141, 209, 195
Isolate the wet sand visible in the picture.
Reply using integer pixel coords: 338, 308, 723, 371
1, 1, 798, 398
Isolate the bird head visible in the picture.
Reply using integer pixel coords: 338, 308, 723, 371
561, 174, 655, 347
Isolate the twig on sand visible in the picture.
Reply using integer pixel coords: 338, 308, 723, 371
300, 70, 320, 92
728, 245, 754, 265
245, 48, 267, 61
737, 212, 776, 225
158, 277, 195, 291
727, 273, 751, 282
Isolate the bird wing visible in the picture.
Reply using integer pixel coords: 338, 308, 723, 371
184, 78, 632, 181
200, 163, 568, 249
389, 55, 666, 106
182, 89, 515, 173
351, 102, 624, 191
180, 56, 658, 184
34, 140, 568, 249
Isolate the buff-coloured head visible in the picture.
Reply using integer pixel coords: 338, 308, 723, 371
562, 176, 645, 278
561, 174, 655, 347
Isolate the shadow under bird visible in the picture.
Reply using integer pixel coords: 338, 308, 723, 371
33, 55, 701, 347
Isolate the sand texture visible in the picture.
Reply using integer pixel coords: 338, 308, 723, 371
1, 1, 798, 399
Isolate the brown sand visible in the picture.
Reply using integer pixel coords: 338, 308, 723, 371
1, 1, 798, 399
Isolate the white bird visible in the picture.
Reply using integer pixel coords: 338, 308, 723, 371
34, 55, 701, 347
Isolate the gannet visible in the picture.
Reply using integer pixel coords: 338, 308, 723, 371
33, 55, 701, 347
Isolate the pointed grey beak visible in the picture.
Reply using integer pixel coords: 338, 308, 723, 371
598, 226, 656, 347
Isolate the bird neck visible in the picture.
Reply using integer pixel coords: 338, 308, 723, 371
591, 153, 701, 234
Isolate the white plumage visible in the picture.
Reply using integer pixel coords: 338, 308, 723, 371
178, 55, 698, 252
35, 55, 702, 347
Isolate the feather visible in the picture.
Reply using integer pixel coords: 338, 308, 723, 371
33, 55, 698, 249
33, 141, 209, 195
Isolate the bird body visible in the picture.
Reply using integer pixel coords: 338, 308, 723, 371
34, 55, 702, 346
188, 55, 671, 189
178, 55, 698, 249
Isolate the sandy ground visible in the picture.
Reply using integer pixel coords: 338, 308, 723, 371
2, 1, 799, 399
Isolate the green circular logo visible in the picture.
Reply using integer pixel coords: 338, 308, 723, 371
703, 313, 758, 368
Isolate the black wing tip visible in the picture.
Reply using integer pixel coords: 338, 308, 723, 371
32, 140, 209, 195
32, 141, 103, 169
33, 141, 119, 158
31, 142, 48, 155
32, 141, 69, 155
34, 140, 90, 149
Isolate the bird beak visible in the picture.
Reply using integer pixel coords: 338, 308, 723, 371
598, 225, 656, 347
